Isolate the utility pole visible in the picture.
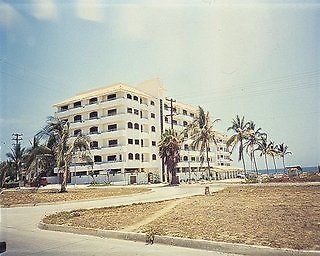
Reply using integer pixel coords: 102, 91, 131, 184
165, 97, 176, 129
11, 133, 23, 147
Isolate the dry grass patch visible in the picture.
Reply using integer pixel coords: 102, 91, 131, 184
43, 201, 170, 230
0, 187, 149, 207
140, 185, 320, 250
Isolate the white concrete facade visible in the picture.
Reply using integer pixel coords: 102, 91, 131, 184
53, 79, 236, 184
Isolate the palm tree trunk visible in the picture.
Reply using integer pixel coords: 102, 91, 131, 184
240, 141, 246, 174
60, 166, 68, 193
264, 154, 269, 175
253, 152, 258, 175
206, 147, 211, 179
272, 156, 277, 174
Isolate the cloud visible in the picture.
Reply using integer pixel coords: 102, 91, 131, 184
31, 0, 57, 20
76, 0, 105, 22
0, 1, 22, 29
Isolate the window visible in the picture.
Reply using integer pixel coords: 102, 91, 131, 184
152, 154, 156, 160
89, 97, 97, 104
164, 104, 168, 110
127, 107, 132, 113
73, 101, 81, 108
74, 129, 81, 136
172, 120, 177, 125
190, 113, 195, 118
128, 122, 133, 129
165, 117, 168, 122
94, 155, 102, 162
134, 109, 139, 115
108, 124, 117, 131
107, 155, 117, 162
128, 153, 133, 160
127, 94, 132, 99
141, 139, 144, 147
133, 96, 138, 101
90, 141, 98, 149
90, 126, 98, 134
134, 123, 139, 130
140, 98, 142, 104
107, 109, 117, 116
152, 141, 156, 146
191, 157, 196, 162
89, 111, 98, 119
151, 100, 155, 106
74, 115, 82, 123
135, 153, 140, 160
61, 105, 68, 111
183, 121, 188, 127
128, 138, 133, 144
140, 125, 143, 132
183, 109, 187, 115
134, 139, 139, 145
183, 156, 188, 161
107, 93, 116, 101
151, 113, 155, 118
151, 126, 156, 132
184, 144, 189, 150
108, 139, 117, 147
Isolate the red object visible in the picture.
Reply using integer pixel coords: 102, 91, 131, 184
40, 178, 48, 186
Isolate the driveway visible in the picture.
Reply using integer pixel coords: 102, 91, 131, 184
1, 183, 239, 256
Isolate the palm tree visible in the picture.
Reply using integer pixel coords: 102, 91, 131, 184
278, 143, 292, 171
227, 115, 250, 174
257, 137, 270, 174
243, 121, 266, 174
40, 117, 91, 192
159, 129, 183, 185
187, 106, 220, 179
6, 143, 27, 186
267, 141, 279, 174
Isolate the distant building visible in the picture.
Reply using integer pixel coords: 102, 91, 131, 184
53, 79, 239, 185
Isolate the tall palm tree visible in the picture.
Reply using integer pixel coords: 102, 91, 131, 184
243, 121, 266, 174
257, 137, 270, 174
40, 117, 91, 192
6, 143, 27, 185
159, 129, 183, 185
278, 143, 292, 171
187, 106, 220, 179
267, 141, 279, 174
227, 115, 250, 174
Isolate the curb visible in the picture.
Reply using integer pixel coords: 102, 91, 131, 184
38, 222, 320, 256
1, 189, 153, 208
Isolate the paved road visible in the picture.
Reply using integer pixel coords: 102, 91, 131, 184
0, 184, 239, 256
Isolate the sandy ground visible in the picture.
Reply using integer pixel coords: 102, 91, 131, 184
43, 184, 320, 250
0, 187, 149, 206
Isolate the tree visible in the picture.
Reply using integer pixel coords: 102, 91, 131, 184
257, 137, 272, 175
159, 129, 183, 185
40, 117, 91, 192
243, 121, 266, 174
267, 141, 279, 174
278, 143, 292, 171
0, 161, 14, 189
6, 143, 27, 186
227, 115, 250, 174
187, 106, 220, 179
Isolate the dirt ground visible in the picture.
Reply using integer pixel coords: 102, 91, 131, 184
0, 187, 149, 206
43, 201, 170, 230
43, 185, 320, 250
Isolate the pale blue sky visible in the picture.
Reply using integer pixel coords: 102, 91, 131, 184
0, 0, 319, 168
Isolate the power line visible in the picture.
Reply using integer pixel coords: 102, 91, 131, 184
11, 133, 23, 147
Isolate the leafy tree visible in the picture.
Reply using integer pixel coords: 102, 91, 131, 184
187, 106, 220, 179
227, 115, 250, 174
278, 143, 292, 171
6, 143, 27, 185
267, 141, 279, 174
159, 129, 183, 185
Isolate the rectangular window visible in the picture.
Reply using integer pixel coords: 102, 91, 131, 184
108, 140, 118, 147
108, 124, 117, 131
151, 113, 155, 118
127, 107, 132, 113
183, 110, 187, 115
134, 109, 139, 115
89, 97, 98, 104
152, 141, 156, 146
134, 139, 139, 145
128, 139, 133, 144
108, 109, 117, 116
107, 93, 116, 101
151, 101, 155, 106
61, 105, 68, 111
73, 101, 81, 108
107, 155, 117, 161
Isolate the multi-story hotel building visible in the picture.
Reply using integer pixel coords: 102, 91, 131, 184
53, 79, 239, 185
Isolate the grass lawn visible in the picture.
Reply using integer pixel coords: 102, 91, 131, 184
43, 185, 320, 250
0, 187, 150, 207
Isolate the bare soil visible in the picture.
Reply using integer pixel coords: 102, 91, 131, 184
0, 187, 149, 207
43, 200, 170, 230
42, 185, 320, 250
